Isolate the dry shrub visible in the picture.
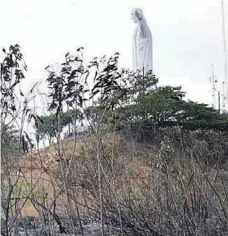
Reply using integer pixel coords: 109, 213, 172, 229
50, 128, 228, 235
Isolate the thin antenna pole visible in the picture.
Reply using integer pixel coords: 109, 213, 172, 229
218, 90, 221, 113
222, 80, 226, 111
221, 0, 228, 111
210, 64, 218, 109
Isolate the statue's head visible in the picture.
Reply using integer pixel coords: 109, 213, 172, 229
131, 8, 143, 23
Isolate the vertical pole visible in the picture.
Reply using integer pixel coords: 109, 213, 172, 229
222, 81, 226, 112
218, 90, 221, 114
221, 0, 228, 111
210, 64, 218, 109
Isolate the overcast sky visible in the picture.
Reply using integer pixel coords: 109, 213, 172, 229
1, 0, 228, 107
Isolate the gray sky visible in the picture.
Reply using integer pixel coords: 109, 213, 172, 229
1, 0, 228, 107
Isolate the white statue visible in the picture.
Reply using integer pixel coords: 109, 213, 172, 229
131, 8, 153, 73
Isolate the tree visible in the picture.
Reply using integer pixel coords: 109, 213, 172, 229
138, 85, 185, 123
37, 110, 82, 144
109, 72, 227, 134
1, 45, 26, 121
1, 44, 43, 236
1, 122, 20, 156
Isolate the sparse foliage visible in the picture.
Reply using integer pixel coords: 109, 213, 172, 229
1, 44, 228, 236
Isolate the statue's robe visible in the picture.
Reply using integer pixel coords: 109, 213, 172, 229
132, 18, 153, 73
